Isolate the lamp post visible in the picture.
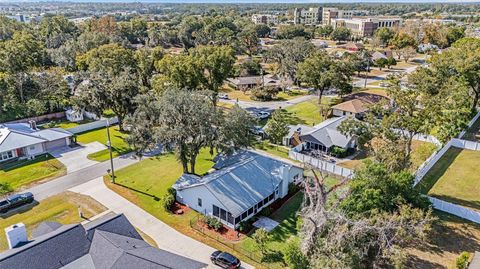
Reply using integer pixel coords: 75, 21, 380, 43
106, 119, 115, 183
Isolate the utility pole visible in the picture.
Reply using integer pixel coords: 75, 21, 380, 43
106, 119, 115, 183
364, 51, 370, 89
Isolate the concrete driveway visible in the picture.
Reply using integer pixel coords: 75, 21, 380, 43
49, 142, 107, 173
69, 177, 254, 269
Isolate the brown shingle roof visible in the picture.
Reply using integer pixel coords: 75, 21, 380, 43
332, 99, 368, 114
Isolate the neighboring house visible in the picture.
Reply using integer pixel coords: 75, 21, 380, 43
331, 99, 368, 118
173, 150, 304, 229
227, 76, 279, 91
0, 122, 73, 163
65, 109, 99, 122
0, 213, 207, 269
332, 91, 391, 119
371, 50, 393, 61
285, 117, 356, 152
345, 42, 364, 52
418, 43, 439, 53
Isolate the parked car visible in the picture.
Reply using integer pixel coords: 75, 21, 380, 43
250, 126, 267, 138
211, 251, 241, 268
255, 111, 271, 119
218, 93, 229, 100
0, 192, 34, 214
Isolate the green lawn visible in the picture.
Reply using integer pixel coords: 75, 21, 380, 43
0, 154, 66, 190
39, 119, 92, 130
76, 126, 131, 162
253, 141, 291, 160
0, 192, 106, 250
237, 191, 304, 268
339, 140, 437, 172
416, 147, 480, 212
285, 97, 338, 126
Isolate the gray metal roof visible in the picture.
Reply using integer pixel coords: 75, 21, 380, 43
0, 130, 47, 152
174, 151, 303, 217
299, 117, 354, 148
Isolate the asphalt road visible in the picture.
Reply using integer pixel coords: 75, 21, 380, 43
26, 152, 140, 201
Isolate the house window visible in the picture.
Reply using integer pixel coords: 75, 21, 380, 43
269, 193, 275, 201
242, 211, 248, 220
227, 212, 234, 224
29, 146, 35, 150
213, 205, 220, 217
343, 111, 346, 116
248, 208, 254, 215
263, 197, 269, 205
197, 198, 202, 207
235, 216, 241, 224
220, 209, 227, 221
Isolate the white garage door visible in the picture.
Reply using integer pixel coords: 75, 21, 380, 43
45, 139, 67, 151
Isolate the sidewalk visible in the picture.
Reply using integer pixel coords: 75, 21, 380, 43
69, 177, 254, 269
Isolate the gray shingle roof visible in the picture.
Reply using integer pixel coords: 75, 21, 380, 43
299, 117, 354, 148
0, 123, 73, 152
31, 221, 62, 238
174, 151, 303, 217
0, 213, 207, 269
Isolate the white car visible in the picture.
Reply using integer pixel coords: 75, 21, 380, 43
218, 93, 229, 99
256, 111, 271, 119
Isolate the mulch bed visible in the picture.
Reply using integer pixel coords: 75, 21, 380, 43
171, 202, 191, 215
196, 220, 247, 241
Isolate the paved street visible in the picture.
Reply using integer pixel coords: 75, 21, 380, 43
70, 177, 254, 269
26, 152, 140, 201
220, 94, 316, 111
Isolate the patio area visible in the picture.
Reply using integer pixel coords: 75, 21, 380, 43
252, 216, 280, 232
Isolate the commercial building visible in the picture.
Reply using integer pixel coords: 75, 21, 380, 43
251, 14, 278, 25
322, 7, 353, 26
293, 7, 322, 25
332, 17, 401, 37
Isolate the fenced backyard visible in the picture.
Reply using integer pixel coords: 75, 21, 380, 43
288, 151, 354, 179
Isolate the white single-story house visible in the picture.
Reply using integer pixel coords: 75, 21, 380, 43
284, 117, 356, 152
173, 150, 304, 229
0, 122, 73, 163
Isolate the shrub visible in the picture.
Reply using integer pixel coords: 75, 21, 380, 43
161, 193, 175, 211
238, 220, 253, 233
0, 183, 12, 196
251, 86, 280, 101
203, 216, 223, 231
252, 228, 270, 254
330, 146, 355, 158
456, 252, 470, 269
288, 182, 300, 194
166, 187, 176, 196
259, 206, 272, 216
284, 239, 309, 269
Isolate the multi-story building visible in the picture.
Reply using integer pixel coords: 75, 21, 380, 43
293, 7, 322, 25
332, 17, 401, 37
251, 14, 279, 25
322, 8, 353, 26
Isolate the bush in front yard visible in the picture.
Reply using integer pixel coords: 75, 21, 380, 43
238, 220, 253, 233
161, 193, 175, 211
288, 182, 301, 194
330, 146, 354, 158
0, 183, 12, 196
284, 239, 309, 269
259, 206, 273, 217
203, 215, 223, 231
456, 252, 470, 269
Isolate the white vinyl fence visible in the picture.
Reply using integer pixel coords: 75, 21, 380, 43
67, 117, 119, 134
451, 138, 480, 151
429, 197, 480, 224
458, 111, 480, 139
289, 151, 354, 178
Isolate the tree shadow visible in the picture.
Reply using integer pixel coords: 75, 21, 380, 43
431, 195, 480, 212
114, 182, 160, 201
261, 250, 285, 264
407, 210, 480, 267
